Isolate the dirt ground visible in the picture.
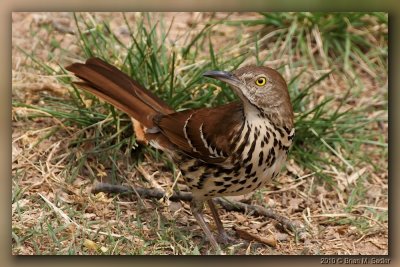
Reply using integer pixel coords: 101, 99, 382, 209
12, 12, 388, 255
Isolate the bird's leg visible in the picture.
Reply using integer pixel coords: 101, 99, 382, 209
207, 199, 237, 244
190, 199, 221, 252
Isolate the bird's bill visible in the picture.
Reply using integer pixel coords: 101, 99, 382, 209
203, 70, 242, 87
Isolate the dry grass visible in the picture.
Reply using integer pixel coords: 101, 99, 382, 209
12, 12, 388, 255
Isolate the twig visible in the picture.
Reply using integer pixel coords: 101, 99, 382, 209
213, 197, 303, 234
92, 182, 192, 201
91, 182, 307, 237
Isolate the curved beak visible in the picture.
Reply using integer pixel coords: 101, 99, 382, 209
203, 70, 241, 87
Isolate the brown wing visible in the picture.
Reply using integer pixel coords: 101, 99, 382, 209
155, 102, 244, 163
67, 58, 245, 159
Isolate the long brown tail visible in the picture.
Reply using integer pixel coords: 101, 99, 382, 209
66, 57, 174, 129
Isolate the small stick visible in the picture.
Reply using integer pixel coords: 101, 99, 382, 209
91, 182, 306, 236
92, 182, 192, 201
213, 197, 302, 233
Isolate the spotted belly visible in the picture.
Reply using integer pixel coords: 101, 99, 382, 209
177, 120, 294, 200
179, 145, 289, 200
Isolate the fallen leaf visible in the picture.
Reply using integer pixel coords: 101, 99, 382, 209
83, 239, 98, 251
233, 225, 277, 247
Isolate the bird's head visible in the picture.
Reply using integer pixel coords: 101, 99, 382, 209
203, 66, 293, 127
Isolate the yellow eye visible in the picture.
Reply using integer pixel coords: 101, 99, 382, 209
255, 77, 267, 86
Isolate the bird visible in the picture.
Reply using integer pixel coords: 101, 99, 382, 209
66, 57, 295, 252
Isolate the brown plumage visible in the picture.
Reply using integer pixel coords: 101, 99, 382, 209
154, 101, 243, 163
66, 57, 294, 252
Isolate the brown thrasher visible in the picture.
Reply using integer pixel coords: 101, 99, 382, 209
66, 58, 294, 251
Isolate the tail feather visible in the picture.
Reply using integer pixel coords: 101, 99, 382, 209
66, 57, 173, 129
84, 58, 173, 114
